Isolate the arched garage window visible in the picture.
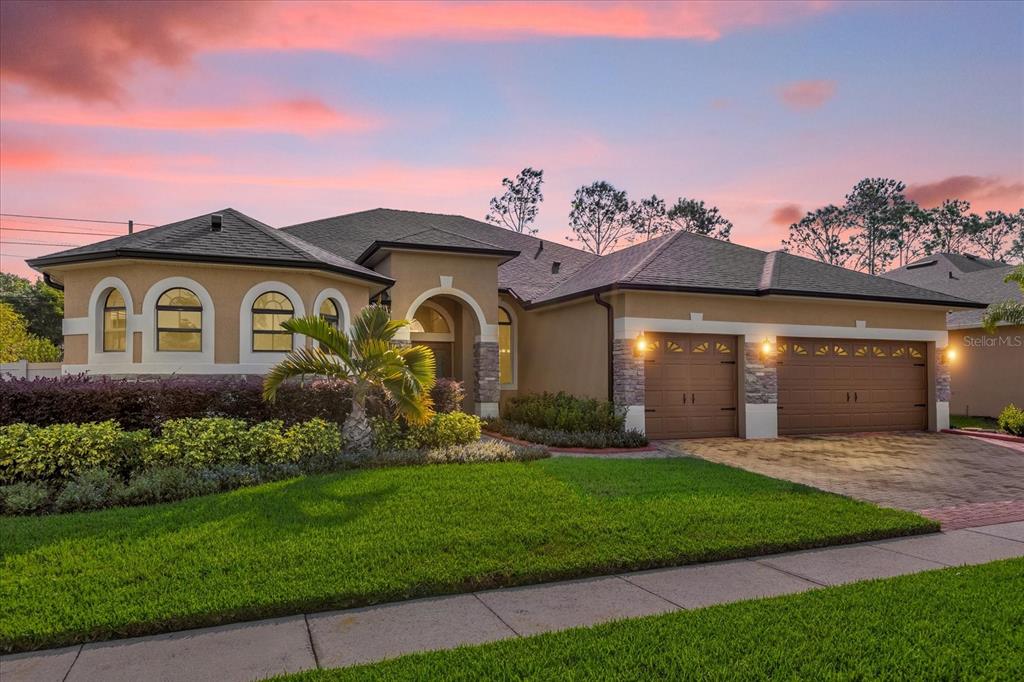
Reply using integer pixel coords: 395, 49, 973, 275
252, 291, 294, 352
156, 288, 202, 351
102, 290, 127, 352
498, 306, 515, 386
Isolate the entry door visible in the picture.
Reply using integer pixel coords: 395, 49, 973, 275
421, 342, 454, 378
777, 338, 928, 435
644, 333, 738, 439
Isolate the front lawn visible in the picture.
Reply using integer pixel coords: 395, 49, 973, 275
280, 559, 1023, 680
950, 414, 1001, 431
1, 457, 935, 652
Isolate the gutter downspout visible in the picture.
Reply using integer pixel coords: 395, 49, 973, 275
593, 292, 614, 402
43, 272, 64, 291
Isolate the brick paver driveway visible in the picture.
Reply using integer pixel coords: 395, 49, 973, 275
659, 433, 1024, 517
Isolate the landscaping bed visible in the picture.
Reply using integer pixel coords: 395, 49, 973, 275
487, 392, 648, 449
1, 456, 935, 652
276, 559, 1023, 680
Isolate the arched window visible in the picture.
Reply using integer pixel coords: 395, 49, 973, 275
102, 289, 127, 352
498, 306, 514, 386
252, 291, 294, 352
156, 288, 202, 351
319, 298, 340, 329
410, 306, 450, 334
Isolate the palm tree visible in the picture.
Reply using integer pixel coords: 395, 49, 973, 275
982, 265, 1024, 332
263, 304, 436, 451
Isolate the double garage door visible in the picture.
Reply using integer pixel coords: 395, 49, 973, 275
644, 333, 928, 439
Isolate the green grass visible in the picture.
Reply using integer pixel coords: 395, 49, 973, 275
1, 457, 935, 652
950, 414, 1001, 431
278, 559, 1024, 681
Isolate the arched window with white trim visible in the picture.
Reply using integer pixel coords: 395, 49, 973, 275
156, 288, 203, 351
319, 298, 340, 329
498, 306, 515, 387
102, 289, 127, 352
252, 291, 294, 352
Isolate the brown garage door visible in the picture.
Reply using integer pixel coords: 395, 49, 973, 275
644, 333, 738, 439
777, 338, 928, 435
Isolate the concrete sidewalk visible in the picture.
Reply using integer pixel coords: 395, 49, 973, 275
4, 521, 1023, 682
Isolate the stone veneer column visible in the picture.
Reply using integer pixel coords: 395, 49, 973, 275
934, 347, 951, 430
742, 339, 778, 439
473, 340, 500, 418
612, 338, 645, 433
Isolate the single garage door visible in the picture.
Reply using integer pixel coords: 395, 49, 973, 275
644, 333, 738, 439
777, 338, 928, 435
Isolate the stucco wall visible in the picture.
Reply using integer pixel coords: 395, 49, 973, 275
948, 325, 1024, 417
54, 259, 372, 366
378, 250, 501, 328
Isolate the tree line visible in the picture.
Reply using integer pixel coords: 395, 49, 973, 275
485, 168, 732, 255
484, 169, 1023, 270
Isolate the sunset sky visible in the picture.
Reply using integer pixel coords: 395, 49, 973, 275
1, 0, 1022, 278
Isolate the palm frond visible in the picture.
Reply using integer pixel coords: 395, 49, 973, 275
395, 344, 437, 391
352, 304, 408, 345
281, 316, 353, 362
263, 347, 349, 401
982, 300, 1024, 333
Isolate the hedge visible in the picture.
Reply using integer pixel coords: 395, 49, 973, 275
0, 375, 351, 430
484, 418, 648, 449
502, 392, 626, 433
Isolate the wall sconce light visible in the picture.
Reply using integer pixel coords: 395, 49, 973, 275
760, 338, 774, 355
944, 347, 957, 364
634, 332, 649, 355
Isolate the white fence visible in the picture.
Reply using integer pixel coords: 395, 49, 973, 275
0, 360, 62, 380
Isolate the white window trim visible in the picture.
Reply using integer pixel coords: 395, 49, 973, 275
396, 286, 496, 343
410, 301, 455, 343
312, 288, 352, 334
498, 304, 518, 390
87, 276, 134, 366
141, 277, 215, 366
239, 281, 306, 365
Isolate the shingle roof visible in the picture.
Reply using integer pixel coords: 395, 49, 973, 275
532, 230, 983, 308
282, 208, 596, 301
27, 208, 391, 286
355, 227, 521, 265
884, 254, 1020, 328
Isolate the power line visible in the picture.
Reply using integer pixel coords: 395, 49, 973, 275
0, 212, 156, 227
2, 239, 80, 247
0, 226, 122, 237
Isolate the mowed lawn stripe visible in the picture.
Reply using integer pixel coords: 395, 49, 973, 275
278, 559, 1024, 681
1, 457, 935, 652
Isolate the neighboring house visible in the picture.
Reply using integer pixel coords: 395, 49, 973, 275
28, 208, 982, 439
884, 253, 1024, 418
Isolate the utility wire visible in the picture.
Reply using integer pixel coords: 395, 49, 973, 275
0, 227, 122, 237
0, 212, 156, 227
2, 239, 80, 247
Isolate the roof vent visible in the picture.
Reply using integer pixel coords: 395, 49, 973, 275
551, 261, 561, 274
210, 214, 223, 232
534, 240, 544, 259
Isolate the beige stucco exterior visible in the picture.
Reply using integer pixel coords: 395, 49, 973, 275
948, 326, 1024, 417
52, 259, 373, 366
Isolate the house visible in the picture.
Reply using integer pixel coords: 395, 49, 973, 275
27, 208, 984, 439
884, 253, 1023, 418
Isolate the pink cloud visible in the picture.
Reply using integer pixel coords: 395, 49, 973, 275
1, 1, 837, 101
770, 204, 804, 226
906, 175, 1024, 212
2, 97, 378, 134
779, 79, 837, 110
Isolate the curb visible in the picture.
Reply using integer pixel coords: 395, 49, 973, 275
942, 429, 1024, 444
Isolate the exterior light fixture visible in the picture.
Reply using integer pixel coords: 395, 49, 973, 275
635, 332, 649, 354
761, 339, 774, 355
944, 348, 957, 363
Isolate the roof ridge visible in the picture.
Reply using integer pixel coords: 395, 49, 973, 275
403, 226, 503, 249
620, 233, 679, 282
758, 251, 780, 290
225, 208, 318, 261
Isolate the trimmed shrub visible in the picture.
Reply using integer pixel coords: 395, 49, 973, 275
484, 419, 648, 449
147, 418, 256, 468
121, 466, 217, 506
0, 375, 352, 430
372, 412, 482, 452
54, 469, 125, 513
285, 418, 344, 463
503, 392, 625, 433
997, 404, 1024, 436
0, 421, 149, 484
425, 440, 549, 464
430, 378, 465, 413
0, 481, 51, 515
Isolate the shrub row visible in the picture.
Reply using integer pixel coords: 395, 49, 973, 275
0, 440, 548, 516
484, 418, 648, 449
998, 404, 1024, 436
0, 418, 341, 484
0, 375, 352, 430
503, 392, 626, 433
371, 412, 482, 452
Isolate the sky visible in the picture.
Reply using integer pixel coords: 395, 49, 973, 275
1, 0, 1022, 279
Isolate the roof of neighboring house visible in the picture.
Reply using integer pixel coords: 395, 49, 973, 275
282, 208, 597, 301
532, 229, 983, 308
27, 208, 392, 287
884, 254, 1021, 328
